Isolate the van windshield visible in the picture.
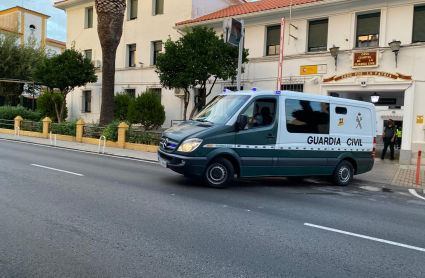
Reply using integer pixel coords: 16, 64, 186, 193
193, 95, 251, 124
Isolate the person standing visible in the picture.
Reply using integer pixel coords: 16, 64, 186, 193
381, 119, 397, 160
396, 127, 402, 149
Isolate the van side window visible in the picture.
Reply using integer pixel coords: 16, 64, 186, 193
285, 99, 329, 134
241, 98, 276, 129
335, 107, 347, 115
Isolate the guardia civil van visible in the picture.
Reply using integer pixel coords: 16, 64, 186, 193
158, 89, 376, 188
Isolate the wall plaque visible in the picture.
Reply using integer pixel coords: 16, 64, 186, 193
353, 51, 378, 68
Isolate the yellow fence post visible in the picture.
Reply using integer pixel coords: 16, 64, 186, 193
42, 117, 52, 139
14, 116, 23, 132
76, 119, 86, 143
117, 122, 129, 149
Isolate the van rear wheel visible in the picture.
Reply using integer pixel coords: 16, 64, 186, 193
203, 157, 234, 189
332, 160, 353, 186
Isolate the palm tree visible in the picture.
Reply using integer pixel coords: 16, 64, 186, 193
95, 0, 126, 126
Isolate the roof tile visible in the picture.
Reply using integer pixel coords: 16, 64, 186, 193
176, 0, 323, 26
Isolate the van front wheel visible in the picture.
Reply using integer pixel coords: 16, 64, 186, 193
332, 160, 353, 186
203, 157, 234, 189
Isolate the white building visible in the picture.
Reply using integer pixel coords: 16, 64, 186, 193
55, 0, 425, 165
0, 6, 66, 54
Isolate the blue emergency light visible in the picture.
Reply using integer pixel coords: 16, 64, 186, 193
276, 91, 281, 95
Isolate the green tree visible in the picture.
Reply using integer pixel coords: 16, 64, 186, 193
33, 44, 98, 123
128, 90, 165, 131
36, 91, 68, 122
114, 93, 133, 120
155, 26, 249, 120
95, 0, 126, 126
0, 31, 47, 103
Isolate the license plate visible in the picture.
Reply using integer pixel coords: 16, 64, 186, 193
158, 157, 168, 168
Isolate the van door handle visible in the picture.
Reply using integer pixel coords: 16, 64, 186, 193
266, 134, 275, 139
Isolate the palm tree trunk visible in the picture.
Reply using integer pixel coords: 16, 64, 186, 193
95, 0, 126, 126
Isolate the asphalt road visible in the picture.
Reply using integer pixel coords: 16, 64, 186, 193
0, 139, 425, 278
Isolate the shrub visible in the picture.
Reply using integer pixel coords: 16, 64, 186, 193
101, 119, 124, 142
0, 105, 43, 121
114, 93, 133, 121
128, 90, 166, 131
36, 91, 68, 122
50, 119, 77, 136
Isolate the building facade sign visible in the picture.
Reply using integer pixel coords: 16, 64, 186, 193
353, 51, 378, 68
323, 71, 412, 83
300, 64, 327, 75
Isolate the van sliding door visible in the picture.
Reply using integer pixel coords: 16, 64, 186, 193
274, 96, 333, 176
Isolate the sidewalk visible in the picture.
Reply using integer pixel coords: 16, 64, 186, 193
0, 133, 158, 162
1, 132, 423, 188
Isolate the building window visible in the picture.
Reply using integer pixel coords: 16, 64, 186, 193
128, 44, 136, 67
154, 0, 164, 15
153, 41, 162, 65
308, 19, 328, 52
149, 88, 162, 103
285, 99, 329, 134
82, 90, 91, 113
84, 50, 92, 61
356, 12, 380, 47
413, 6, 425, 43
266, 26, 280, 56
86, 7, 93, 29
129, 0, 138, 20
281, 84, 304, 92
124, 88, 136, 99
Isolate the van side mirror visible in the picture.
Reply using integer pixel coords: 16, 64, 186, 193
237, 114, 249, 130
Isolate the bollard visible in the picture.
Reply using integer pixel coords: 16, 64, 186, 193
98, 136, 106, 154
14, 126, 20, 137
416, 150, 422, 185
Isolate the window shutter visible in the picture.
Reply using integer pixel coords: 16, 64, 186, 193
87, 7, 93, 28
154, 42, 162, 52
156, 0, 164, 14
81, 93, 85, 112
129, 44, 136, 52
130, 0, 138, 19
413, 6, 425, 43
267, 26, 280, 46
356, 13, 380, 36
308, 19, 328, 50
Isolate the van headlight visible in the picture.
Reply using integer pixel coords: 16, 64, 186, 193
177, 138, 203, 152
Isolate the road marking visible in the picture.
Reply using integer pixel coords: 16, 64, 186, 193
0, 138, 158, 164
304, 223, 425, 253
31, 164, 84, 176
408, 189, 425, 201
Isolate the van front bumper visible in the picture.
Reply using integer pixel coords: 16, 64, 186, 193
158, 149, 208, 177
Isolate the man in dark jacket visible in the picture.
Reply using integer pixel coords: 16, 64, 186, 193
381, 119, 397, 160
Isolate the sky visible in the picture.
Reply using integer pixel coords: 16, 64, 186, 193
0, 0, 67, 42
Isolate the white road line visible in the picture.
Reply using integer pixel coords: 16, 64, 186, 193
0, 138, 158, 164
304, 223, 425, 253
408, 189, 425, 201
31, 164, 84, 177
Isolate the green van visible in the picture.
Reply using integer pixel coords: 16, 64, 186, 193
158, 89, 376, 188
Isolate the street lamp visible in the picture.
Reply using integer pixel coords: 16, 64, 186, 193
330, 45, 340, 71
388, 40, 401, 67
370, 92, 380, 103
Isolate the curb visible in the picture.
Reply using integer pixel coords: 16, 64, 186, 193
0, 137, 158, 163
